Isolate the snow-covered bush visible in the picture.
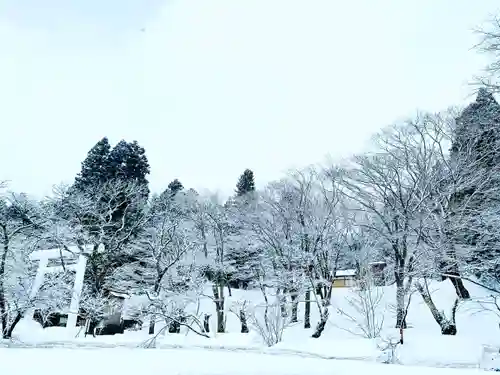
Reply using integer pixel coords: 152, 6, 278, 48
247, 301, 289, 347
337, 274, 385, 338
377, 334, 401, 364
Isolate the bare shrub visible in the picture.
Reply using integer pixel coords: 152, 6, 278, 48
377, 334, 402, 364
247, 301, 289, 347
140, 294, 208, 348
337, 278, 385, 338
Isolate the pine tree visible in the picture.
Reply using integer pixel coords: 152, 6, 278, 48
74, 137, 112, 192
451, 88, 500, 283
235, 169, 255, 197
108, 140, 150, 189
453, 88, 500, 169
225, 227, 261, 290
69, 138, 151, 301
74, 138, 150, 193
224, 195, 261, 290
105, 139, 150, 239
167, 179, 184, 197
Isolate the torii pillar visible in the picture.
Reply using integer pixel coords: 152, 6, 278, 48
28, 245, 93, 329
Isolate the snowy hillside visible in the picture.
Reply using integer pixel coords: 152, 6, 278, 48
6, 279, 500, 370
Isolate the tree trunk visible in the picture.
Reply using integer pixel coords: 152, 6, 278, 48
203, 314, 210, 333
326, 283, 333, 302
201, 227, 208, 258
449, 276, 470, 300
4, 312, 22, 339
84, 319, 92, 337
148, 317, 155, 335
416, 281, 457, 335
395, 279, 407, 329
149, 278, 162, 335
0, 231, 9, 339
277, 289, 288, 318
240, 309, 249, 333
312, 307, 329, 338
441, 241, 470, 299
168, 319, 180, 333
85, 318, 98, 337
304, 290, 311, 329
290, 291, 298, 323
316, 284, 324, 299
445, 269, 470, 299
212, 284, 225, 333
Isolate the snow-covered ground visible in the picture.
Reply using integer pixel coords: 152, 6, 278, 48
3, 280, 500, 372
0, 348, 486, 375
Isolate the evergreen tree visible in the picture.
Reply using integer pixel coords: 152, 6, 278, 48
68, 138, 151, 302
235, 169, 255, 197
104, 139, 150, 240
453, 88, 500, 169
227, 169, 259, 289
224, 196, 261, 290
167, 179, 184, 197
224, 225, 261, 290
74, 138, 150, 193
76, 138, 150, 231
74, 137, 112, 192
108, 140, 150, 190
451, 88, 500, 283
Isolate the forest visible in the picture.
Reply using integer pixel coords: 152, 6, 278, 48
2, 15, 500, 351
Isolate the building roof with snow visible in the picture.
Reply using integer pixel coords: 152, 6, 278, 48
335, 269, 357, 277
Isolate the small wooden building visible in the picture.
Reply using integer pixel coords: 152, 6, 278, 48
332, 269, 357, 288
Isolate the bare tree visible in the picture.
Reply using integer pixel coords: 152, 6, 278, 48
186, 190, 211, 260
473, 15, 500, 92
415, 109, 500, 296
335, 116, 445, 328
335, 110, 488, 332
202, 195, 232, 333
414, 279, 459, 335
110, 191, 196, 335
49, 180, 149, 295
243, 179, 307, 324
0, 188, 48, 338
337, 268, 385, 339
42, 180, 150, 336
414, 110, 476, 299
240, 168, 346, 337
288, 168, 344, 330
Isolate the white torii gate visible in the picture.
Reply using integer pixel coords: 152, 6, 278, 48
28, 245, 97, 329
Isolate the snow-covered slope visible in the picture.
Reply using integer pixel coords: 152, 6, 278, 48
8, 280, 500, 369
0, 348, 485, 375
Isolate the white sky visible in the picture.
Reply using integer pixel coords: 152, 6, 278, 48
0, 0, 499, 198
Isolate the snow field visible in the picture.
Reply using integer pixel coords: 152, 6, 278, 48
0, 348, 486, 375
5, 279, 500, 370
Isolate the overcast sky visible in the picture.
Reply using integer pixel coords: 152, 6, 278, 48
1, 1, 499, 198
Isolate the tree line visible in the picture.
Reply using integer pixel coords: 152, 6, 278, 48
2, 16, 500, 343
